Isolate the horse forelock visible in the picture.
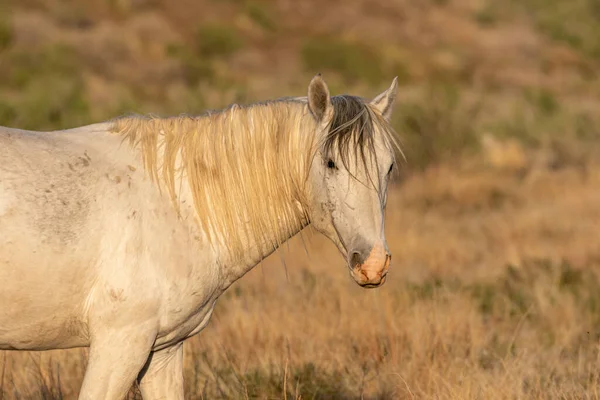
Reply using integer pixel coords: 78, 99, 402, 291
323, 95, 402, 193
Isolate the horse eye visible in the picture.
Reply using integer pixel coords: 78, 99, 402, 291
327, 159, 336, 169
387, 163, 394, 175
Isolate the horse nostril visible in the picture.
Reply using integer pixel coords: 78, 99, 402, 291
381, 255, 391, 275
350, 251, 363, 268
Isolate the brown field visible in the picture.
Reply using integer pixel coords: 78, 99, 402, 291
3, 160, 600, 399
1, 0, 600, 398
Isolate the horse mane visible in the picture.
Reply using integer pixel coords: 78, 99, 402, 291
109, 95, 400, 260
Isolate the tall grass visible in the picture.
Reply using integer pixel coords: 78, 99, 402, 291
4, 163, 600, 398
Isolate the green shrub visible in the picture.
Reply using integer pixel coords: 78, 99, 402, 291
246, 2, 276, 31
301, 37, 384, 84
513, 0, 600, 59
196, 24, 243, 58
393, 84, 482, 171
0, 18, 12, 51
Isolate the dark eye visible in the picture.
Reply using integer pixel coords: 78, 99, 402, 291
327, 159, 336, 169
387, 163, 394, 175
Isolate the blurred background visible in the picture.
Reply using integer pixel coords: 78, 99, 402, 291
1, 0, 600, 398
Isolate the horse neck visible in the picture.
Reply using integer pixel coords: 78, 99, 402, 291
171, 104, 314, 288
219, 206, 311, 290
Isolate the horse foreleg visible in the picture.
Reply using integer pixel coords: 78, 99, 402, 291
78, 323, 156, 400
138, 342, 184, 400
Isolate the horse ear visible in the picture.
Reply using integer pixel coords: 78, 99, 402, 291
307, 73, 333, 122
370, 77, 398, 121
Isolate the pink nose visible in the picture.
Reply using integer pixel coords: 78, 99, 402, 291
350, 243, 391, 288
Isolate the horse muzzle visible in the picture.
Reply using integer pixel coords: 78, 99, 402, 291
348, 242, 391, 288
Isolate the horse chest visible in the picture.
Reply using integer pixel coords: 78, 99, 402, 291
154, 298, 217, 350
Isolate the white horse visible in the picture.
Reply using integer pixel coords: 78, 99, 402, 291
0, 74, 400, 399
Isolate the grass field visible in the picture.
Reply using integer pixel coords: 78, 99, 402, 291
1, 0, 600, 398
3, 161, 600, 399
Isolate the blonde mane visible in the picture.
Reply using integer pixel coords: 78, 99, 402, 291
109, 96, 400, 260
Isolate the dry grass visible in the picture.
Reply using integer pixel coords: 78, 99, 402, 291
2, 157, 600, 399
